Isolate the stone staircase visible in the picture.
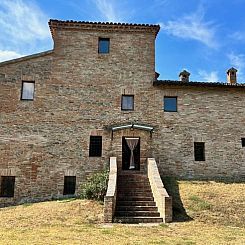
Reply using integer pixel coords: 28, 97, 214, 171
114, 171, 163, 223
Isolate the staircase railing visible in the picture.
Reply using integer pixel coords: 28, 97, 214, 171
104, 157, 117, 223
147, 158, 172, 222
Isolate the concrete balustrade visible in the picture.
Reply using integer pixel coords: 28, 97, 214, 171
147, 158, 172, 223
104, 157, 117, 223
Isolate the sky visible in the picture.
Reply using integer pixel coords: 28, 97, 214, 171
0, 0, 245, 83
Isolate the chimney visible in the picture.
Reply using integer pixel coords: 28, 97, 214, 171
179, 70, 190, 82
227, 67, 237, 84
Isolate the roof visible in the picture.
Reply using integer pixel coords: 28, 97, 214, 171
48, 19, 160, 39
0, 50, 53, 67
153, 80, 245, 89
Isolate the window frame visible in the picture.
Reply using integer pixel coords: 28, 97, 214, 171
121, 95, 134, 111
194, 142, 205, 161
0, 176, 15, 198
98, 37, 110, 54
21, 81, 35, 101
63, 176, 76, 195
163, 96, 178, 112
89, 136, 102, 157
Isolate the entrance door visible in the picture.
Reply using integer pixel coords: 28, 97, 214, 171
122, 137, 140, 170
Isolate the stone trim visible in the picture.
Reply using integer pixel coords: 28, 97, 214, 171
64, 170, 76, 176
104, 157, 117, 223
147, 158, 172, 223
0, 168, 17, 176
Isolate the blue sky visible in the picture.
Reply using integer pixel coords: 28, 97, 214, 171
0, 0, 245, 83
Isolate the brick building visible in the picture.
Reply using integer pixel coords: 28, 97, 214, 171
0, 20, 244, 211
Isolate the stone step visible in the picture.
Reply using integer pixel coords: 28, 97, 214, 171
117, 192, 153, 198
117, 188, 152, 193
115, 211, 160, 217
116, 200, 156, 206
119, 170, 146, 175
118, 173, 148, 177
117, 181, 150, 189
116, 206, 158, 212
117, 186, 151, 191
114, 217, 163, 224
117, 191, 153, 196
118, 174, 148, 178
117, 196, 154, 201
118, 180, 149, 184
118, 174, 148, 180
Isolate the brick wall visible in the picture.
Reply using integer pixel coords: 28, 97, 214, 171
0, 23, 244, 206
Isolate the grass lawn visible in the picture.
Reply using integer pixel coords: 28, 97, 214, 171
0, 181, 244, 245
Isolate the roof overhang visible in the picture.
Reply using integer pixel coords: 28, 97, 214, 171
111, 123, 154, 132
48, 19, 160, 40
153, 80, 245, 88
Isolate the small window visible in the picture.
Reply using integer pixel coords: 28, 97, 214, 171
63, 176, 76, 195
0, 176, 15, 197
194, 142, 205, 161
98, 38, 110, 53
21, 81, 35, 100
89, 136, 102, 157
164, 96, 177, 112
121, 95, 134, 111
242, 138, 245, 147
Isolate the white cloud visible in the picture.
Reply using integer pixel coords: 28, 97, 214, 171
227, 52, 245, 71
0, 0, 50, 43
0, 0, 51, 62
0, 50, 24, 62
92, 0, 124, 22
160, 6, 218, 48
231, 31, 245, 42
227, 52, 245, 81
198, 70, 219, 83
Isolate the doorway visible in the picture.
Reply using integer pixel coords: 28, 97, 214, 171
122, 137, 140, 170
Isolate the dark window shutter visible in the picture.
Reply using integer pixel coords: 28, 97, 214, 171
0, 176, 15, 197
242, 138, 245, 147
89, 136, 102, 157
63, 176, 76, 195
194, 142, 205, 161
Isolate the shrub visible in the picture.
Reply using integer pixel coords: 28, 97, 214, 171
80, 169, 109, 201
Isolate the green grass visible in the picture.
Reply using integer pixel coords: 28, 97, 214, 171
0, 181, 244, 245
188, 195, 212, 211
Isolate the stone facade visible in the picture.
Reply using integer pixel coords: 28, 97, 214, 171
0, 20, 244, 206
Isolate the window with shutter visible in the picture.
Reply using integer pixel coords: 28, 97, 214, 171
194, 142, 205, 161
0, 176, 15, 197
63, 176, 76, 195
89, 136, 102, 157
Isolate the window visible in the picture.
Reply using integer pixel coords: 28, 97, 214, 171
89, 136, 102, 157
0, 176, 15, 197
63, 176, 76, 195
98, 38, 110, 53
21, 81, 35, 100
121, 95, 134, 111
242, 138, 245, 147
194, 142, 205, 161
164, 96, 177, 112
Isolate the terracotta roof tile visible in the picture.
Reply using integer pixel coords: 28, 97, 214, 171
153, 80, 245, 88
48, 19, 160, 39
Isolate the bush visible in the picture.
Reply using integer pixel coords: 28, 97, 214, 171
80, 169, 109, 201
